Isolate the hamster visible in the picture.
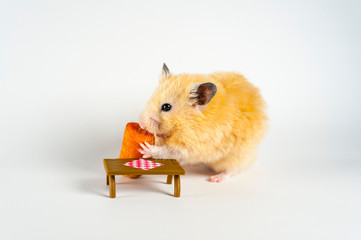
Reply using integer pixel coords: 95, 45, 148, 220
138, 64, 267, 183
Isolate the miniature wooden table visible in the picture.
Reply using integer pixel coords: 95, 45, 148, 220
103, 158, 185, 198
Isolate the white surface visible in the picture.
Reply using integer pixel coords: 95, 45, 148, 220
1, 1, 360, 239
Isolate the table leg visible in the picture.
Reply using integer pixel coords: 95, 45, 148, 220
106, 175, 109, 185
174, 175, 180, 197
166, 175, 173, 184
109, 175, 116, 198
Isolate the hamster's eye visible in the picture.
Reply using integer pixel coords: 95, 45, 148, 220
161, 103, 172, 112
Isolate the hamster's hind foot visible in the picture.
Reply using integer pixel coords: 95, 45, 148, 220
208, 172, 230, 183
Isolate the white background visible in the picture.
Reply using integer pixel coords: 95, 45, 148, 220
0, 0, 360, 239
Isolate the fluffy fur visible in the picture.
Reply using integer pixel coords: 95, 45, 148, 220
139, 65, 267, 182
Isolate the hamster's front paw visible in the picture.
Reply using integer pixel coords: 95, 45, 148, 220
138, 142, 163, 159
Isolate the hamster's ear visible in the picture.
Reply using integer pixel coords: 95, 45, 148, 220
190, 82, 217, 106
162, 63, 171, 78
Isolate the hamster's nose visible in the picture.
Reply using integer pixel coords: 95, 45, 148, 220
150, 117, 160, 129
139, 121, 145, 129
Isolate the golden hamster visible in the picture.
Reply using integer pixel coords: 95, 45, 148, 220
139, 64, 267, 183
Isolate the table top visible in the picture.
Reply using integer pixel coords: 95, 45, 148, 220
103, 158, 185, 175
